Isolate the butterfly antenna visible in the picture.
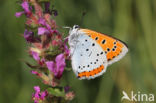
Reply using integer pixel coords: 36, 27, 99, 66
80, 10, 87, 26
63, 26, 72, 29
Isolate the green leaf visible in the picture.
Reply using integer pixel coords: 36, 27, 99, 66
47, 88, 65, 97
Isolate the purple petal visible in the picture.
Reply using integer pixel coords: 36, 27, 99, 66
24, 29, 33, 37
31, 51, 40, 61
64, 37, 68, 43
64, 86, 70, 93
40, 58, 45, 64
52, 30, 59, 34
45, 61, 55, 73
34, 86, 40, 93
21, 1, 30, 13
52, 10, 58, 16
38, 27, 50, 35
55, 54, 65, 71
34, 100, 39, 103
46, 54, 66, 79
38, 18, 53, 34
45, 2, 50, 13
34, 93, 40, 99
24, 29, 35, 42
15, 11, 24, 17
64, 38, 70, 56
31, 70, 38, 75
40, 91, 48, 100
55, 53, 66, 78
64, 44, 70, 55
45, 23, 52, 31
38, 18, 46, 25
33, 86, 47, 103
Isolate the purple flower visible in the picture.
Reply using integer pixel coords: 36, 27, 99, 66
30, 48, 45, 66
21, 1, 30, 13
38, 18, 54, 35
24, 29, 35, 42
45, 23, 53, 32
34, 86, 40, 93
31, 51, 40, 61
31, 70, 38, 75
38, 18, 46, 25
64, 38, 70, 57
46, 61, 55, 72
15, 11, 24, 17
31, 70, 42, 77
44, 2, 58, 16
64, 45, 70, 55
64, 86, 70, 93
15, 1, 31, 18
46, 53, 66, 79
45, 2, 50, 13
31, 50, 45, 66
52, 10, 58, 16
32, 86, 48, 103
38, 27, 50, 35
40, 91, 48, 99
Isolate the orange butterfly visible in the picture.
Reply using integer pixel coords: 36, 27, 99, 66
68, 25, 128, 80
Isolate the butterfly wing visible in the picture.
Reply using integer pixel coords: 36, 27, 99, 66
71, 33, 108, 80
80, 29, 128, 65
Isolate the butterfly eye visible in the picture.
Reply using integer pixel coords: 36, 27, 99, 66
73, 25, 80, 29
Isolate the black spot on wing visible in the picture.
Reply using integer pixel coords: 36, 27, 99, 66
100, 52, 103, 55
112, 48, 115, 51
102, 40, 106, 44
107, 48, 110, 52
95, 37, 98, 40
92, 43, 95, 46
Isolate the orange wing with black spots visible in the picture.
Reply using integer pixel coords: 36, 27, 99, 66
80, 29, 128, 65
78, 65, 105, 78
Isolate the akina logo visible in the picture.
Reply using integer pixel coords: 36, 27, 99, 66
121, 91, 154, 102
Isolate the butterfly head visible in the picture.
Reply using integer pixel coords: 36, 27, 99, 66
68, 25, 81, 42
69, 25, 80, 34
73, 25, 80, 29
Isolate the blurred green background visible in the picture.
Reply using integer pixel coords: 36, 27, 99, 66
0, 0, 156, 103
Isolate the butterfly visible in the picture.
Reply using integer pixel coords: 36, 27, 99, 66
68, 25, 128, 80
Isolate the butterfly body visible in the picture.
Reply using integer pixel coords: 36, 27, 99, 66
68, 25, 128, 80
